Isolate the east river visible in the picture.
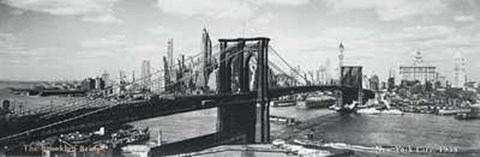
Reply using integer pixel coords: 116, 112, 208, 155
272, 107, 480, 157
131, 106, 480, 157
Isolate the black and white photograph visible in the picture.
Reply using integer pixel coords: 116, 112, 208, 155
1, 0, 480, 156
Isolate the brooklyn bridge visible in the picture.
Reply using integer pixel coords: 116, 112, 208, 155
0, 36, 373, 156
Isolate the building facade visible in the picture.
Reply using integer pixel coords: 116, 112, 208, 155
399, 51, 438, 84
453, 52, 466, 88
141, 60, 152, 89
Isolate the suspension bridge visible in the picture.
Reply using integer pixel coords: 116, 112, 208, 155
0, 37, 373, 156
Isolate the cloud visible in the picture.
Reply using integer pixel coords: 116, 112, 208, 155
156, 0, 314, 19
252, 0, 311, 6
2, 0, 118, 15
157, 0, 253, 19
148, 26, 174, 35
454, 15, 476, 22
0, 35, 66, 65
252, 12, 275, 25
80, 35, 126, 49
2, 0, 122, 24
10, 9, 25, 15
127, 44, 162, 52
82, 14, 123, 24
0, 33, 29, 57
327, 0, 448, 21
399, 25, 455, 41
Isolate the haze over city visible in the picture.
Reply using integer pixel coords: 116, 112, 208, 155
0, 0, 479, 82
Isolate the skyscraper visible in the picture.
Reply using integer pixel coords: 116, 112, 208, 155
101, 70, 109, 87
338, 42, 345, 84
387, 68, 395, 91
453, 51, 466, 88
369, 75, 380, 91
325, 58, 331, 83
201, 27, 213, 88
141, 60, 152, 89
119, 70, 126, 84
167, 38, 174, 73
338, 42, 344, 71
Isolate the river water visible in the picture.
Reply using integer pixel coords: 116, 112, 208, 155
271, 107, 480, 157
129, 106, 480, 156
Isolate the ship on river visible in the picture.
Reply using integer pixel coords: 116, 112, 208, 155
455, 104, 480, 120
296, 94, 336, 109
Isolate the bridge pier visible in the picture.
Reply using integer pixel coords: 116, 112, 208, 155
216, 37, 271, 144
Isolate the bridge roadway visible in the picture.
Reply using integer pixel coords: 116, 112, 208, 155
0, 85, 373, 146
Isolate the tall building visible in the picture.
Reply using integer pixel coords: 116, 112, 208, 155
141, 60, 152, 89
163, 39, 175, 92
201, 27, 213, 88
163, 56, 172, 92
167, 38, 174, 72
399, 51, 437, 84
318, 65, 327, 84
119, 70, 127, 84
94, 77, 105, 90
453, 51, 466, 88
368, 75, 380, 91
101, 70, 110, 87
387, 69, 395, 91
325, 58, 332, 84
338, 42, 345, 81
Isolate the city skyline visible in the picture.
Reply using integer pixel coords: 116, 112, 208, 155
0, 0, 479, 82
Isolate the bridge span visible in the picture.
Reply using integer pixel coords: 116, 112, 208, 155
1, 37, 372, 156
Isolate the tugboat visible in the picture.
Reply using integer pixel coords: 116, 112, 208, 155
60, 131, 92, 145
296, 94, 336, 109
355, 92, 403, 115
272, 96, 297, 107
334, 101, 357, 114
455, 104, 480, 120
110, 125, 150, 148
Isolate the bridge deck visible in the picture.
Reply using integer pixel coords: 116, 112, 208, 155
0, 86, 372, 145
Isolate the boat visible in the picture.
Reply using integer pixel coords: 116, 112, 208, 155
381, 109, 404, 115
111, 125, 150, 148
455, 104, 480, 120
333, 101, 358, 114
121, 145, 150, 157
272, 100, 296, 107
437, 108, 470, 115
296, 95, 336, 109
356, 108, 403, 115
269, 115, 297, 126
60, 131, 92, 145
356, 94, 403, 115
356, 108, 381, 114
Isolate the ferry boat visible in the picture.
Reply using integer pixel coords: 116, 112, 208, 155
455, 104, 480, 120
356, 108, 381, 114
111, 126, 150, 147
60, 131, 92, 145
269, 115, 297, 126
356, 108, 403, 115
437, 108, 470, 115
121, 145, 150, 157
272, 100, 296, 107
331, 101, 358, 114
296, 95, 336, 109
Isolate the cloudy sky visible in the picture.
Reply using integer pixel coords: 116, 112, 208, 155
0, 0, 479, 82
